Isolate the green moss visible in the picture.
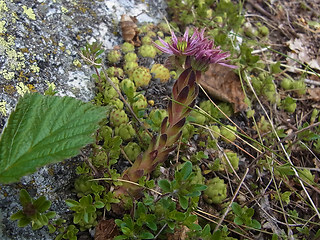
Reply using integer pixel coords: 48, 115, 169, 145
124, 142, 141, 161
203, 177, 227, 204
130, 66, 151, 88
115, 123, 136, 141
138, 45, 157, 58
150, 64, 170, 83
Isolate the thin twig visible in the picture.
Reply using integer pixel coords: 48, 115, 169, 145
214, 168, 249, 232
244, 71, 320, 219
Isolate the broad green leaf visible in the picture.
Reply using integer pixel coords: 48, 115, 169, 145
121, 226, 132, 235
234, 216, 243, 225
139, 231, 154, 239
313, 229, 320, 240
167, 221, 175, 230
250, 219, 261, 230
86, 205, 96, 213
73, 213, 82, 224
114, 236, 127, 240
179, 161, 192, 180
178, 195, 188, 210
0, 93, 106, 183
246, 207, 254, 218
83, 212, 89, 223
231, 202, 242, 215
212, 230, 222, 239
189, 223, 202, 231
158, 179, 171, 192
202, 224, 211, 236
94, 200, 105, 209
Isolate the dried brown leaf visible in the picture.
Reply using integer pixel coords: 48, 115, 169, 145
199, 64, 247, 112
94, 219, 119, 240
307, 88, 320, 101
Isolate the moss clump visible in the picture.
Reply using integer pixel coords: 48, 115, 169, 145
121, 42, 135, 53
124, 142, 141, 161
124, 52, 138, 62
120, 78, 136, 98
220, 125, 237, 142
107, 50, 121, 64
203, 177, 227, 204
123, 61, 139, 74
130, 66, 152, 88
115, 123, 136, 141
106, 67, 124, 78
132, 94, 147, 115
109, 109, 129, 127
151, 64, 170, 83
138, 45, 157, 58
189, 110, 206, 125
141, 35, 153, 45
222, 150, 239, 173
104, 86, 119, 102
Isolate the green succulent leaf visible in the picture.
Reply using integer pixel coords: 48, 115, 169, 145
10, 210, 25, 220
0, 93, 107, 183
19, 189, 32, 207
18, 217, 31, 227
65, 199, 79, 209
48, 223, 56, 233
94, 201, 105, 209
114, 236, 128, 240
33, 196, 51, 213
46, 211, 56, 219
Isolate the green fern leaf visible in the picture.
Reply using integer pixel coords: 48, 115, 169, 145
0, 93, 106, 183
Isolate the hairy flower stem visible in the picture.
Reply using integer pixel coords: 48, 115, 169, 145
115, 68, 199, 197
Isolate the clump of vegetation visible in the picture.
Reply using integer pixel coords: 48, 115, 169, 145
3, 0, 320, 239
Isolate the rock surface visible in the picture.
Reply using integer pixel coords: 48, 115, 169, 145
0, 0, 167, 239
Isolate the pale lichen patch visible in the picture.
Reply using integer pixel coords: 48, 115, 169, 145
61, 6, 68, 13
6, 48, 26, 71
0, 101, 6, 116
0, 69, 15, 80
11, 12, 19, 24
0, 0, 8, 12
16, 82, 30, 96
30, 63, 40, 73
0, 20, 6, 33
73, 59, 81, 67
22, 6, 36, 20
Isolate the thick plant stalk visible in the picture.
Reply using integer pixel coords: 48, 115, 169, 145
115, 68, 199, 196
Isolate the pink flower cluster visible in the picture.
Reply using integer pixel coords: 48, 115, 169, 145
154, 28, 236, 71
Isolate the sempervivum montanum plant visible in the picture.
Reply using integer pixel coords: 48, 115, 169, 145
115, 28, 236, 197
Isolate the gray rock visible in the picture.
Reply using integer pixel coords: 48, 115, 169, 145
0, 0, 167, 239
